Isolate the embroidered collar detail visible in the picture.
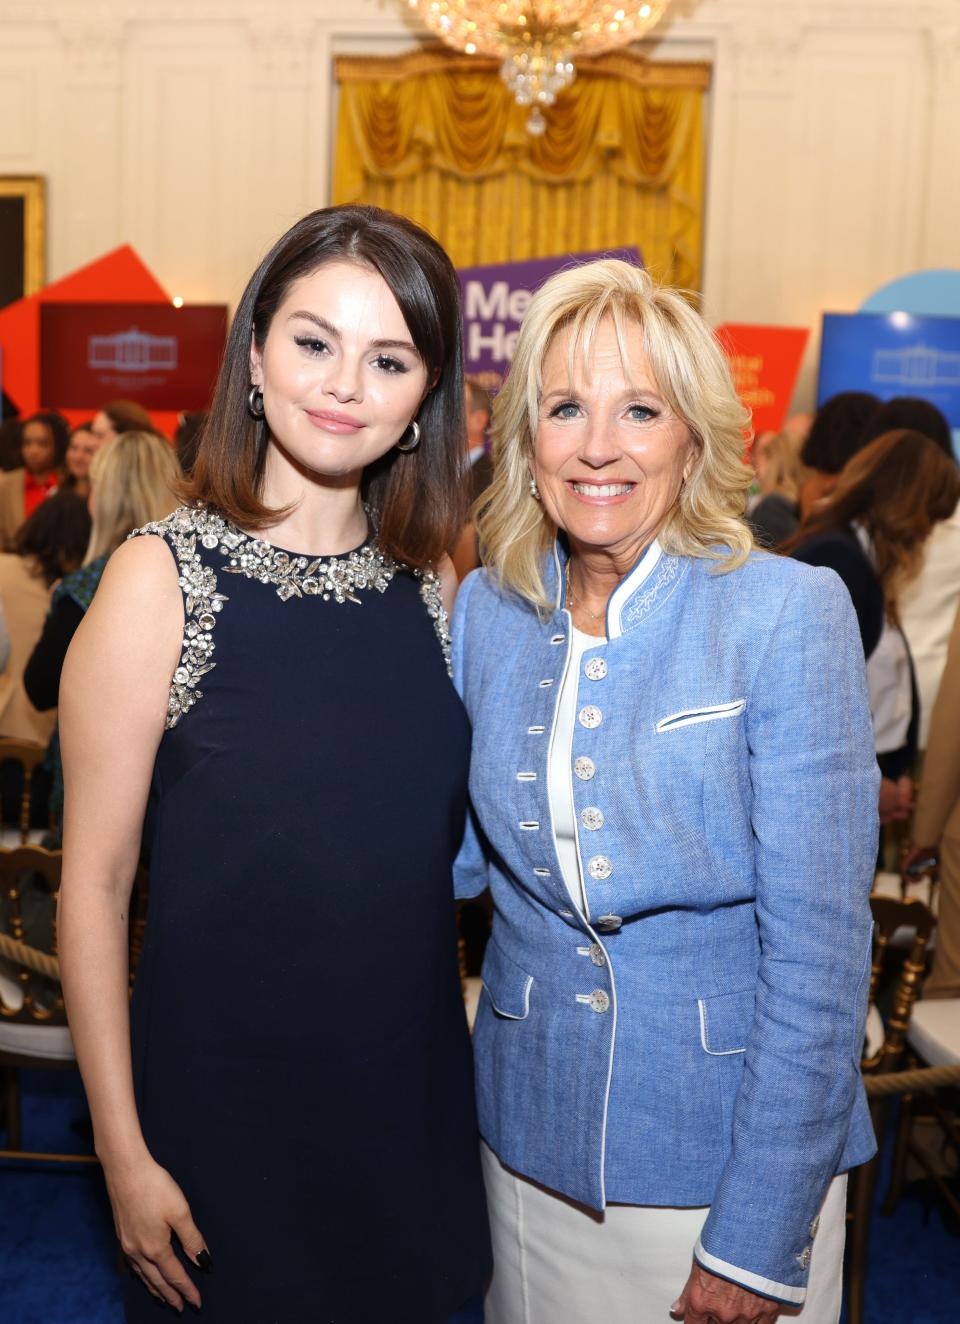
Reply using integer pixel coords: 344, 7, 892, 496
129, 505, 451, 730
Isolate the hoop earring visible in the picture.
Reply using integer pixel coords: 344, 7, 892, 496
529, 477, 541, 501
248, 386, 265, 420
396, 419, 421, 453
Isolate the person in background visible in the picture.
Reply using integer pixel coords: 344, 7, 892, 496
0, 493, 92, 746
0, 411, 70, 550
856, 398, 960, 751
61, 422, 98, 497
174, 411, 206, 476
904, 600, 960, 998
90, 399, 154, 447
786, 430, 960, 826
452, 378, 495, 578
746, 428, 811, 548
798, 391, 878, 519
458, 258, 878, 1324
24, 432, 181, 836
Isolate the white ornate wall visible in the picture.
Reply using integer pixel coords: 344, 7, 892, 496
2, 0, 958, 405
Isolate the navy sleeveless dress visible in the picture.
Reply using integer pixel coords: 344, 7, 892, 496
125, 506, 490, 1322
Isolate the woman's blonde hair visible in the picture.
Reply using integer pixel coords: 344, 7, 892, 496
476, 259, 753, 608
756, 429, 812, 502
86, 430, 181, 563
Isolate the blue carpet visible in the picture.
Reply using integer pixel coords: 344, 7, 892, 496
1, 1070, 955, 1322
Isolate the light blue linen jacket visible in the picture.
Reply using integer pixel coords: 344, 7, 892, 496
452, 538, 879, 1306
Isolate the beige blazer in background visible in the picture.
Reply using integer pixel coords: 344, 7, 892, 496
0, 553, 57, 745
0, 469, 26, 552
912, 601, 960, 998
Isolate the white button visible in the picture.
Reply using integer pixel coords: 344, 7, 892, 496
580, 806, 604, 831
584, 657, 608, 681
588, 943, 606, 967
574, 756, 596, 781
579, 705, 603, 729
588, 990, 610, 1013
795, 1246, 811, 1270
596, 914, 622, 932
587, 855, 612, 880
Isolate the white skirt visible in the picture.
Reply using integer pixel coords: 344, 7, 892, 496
481, 1142, 847, 1324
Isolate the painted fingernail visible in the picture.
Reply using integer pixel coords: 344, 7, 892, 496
194, 1249, 212, 1271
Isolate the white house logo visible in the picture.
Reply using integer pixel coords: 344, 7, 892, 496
872, 343, 960, 388
88, 327, 178, 373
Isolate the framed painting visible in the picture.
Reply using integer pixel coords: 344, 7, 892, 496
0, 175, 45, 310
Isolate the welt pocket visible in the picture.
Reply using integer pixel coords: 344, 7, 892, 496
655, 699, 746, 734
481, 939, 534, 1020
697, 990, 753, 1055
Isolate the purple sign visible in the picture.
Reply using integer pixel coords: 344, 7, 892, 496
459, 247, 643, 391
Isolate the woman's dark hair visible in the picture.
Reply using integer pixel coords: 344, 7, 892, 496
175, 411, 206, 477
182, 205, 467, 567
859, 396, 954, 457
14, 491, 92, 586
23, 410, 70, 466
800, 391, 878, 474
782, 429, 960, 617
101, 400, 154, 435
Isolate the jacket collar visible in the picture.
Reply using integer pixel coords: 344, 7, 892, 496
547, 536, 684, 640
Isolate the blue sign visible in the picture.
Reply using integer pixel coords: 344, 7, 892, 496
817, 311, 960, 428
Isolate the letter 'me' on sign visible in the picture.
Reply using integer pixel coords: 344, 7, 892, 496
459, 248, 642, 394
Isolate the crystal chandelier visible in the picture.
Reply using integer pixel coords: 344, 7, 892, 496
408, 1, 672, 134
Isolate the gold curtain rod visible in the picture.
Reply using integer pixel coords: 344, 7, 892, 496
335, 48, 711, 90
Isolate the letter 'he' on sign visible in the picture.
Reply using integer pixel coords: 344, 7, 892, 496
459, 248, 643, 396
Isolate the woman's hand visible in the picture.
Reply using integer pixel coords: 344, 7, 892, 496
671, 1264, 781, 1324
902, 842, 938, 876
104, 1154, 210, 1312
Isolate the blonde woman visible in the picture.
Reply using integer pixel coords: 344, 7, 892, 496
747, 428, 811, 548
24, 431, 180, 834
452, 260, 879, 1324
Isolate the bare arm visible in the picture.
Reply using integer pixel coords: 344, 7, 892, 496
58, 535, 207, 1311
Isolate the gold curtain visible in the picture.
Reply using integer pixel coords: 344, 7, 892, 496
334, 49, 708, 288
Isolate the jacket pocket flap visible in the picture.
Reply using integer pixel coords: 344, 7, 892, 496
481, 940, 534, 1020
698, 989, 754, 1055
656, 699, 746, 734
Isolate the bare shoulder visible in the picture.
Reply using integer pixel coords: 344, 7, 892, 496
436, 554, 459, 616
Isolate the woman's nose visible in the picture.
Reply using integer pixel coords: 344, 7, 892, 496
323, 357, 363, 403
579, 415, 619, 467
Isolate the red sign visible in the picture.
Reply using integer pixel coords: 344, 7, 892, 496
715, 323, 810, 434
41, 302, 227, 411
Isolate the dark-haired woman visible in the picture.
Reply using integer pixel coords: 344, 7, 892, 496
0, 411, 70, 549
797, 390, 877, 520
57, 206, 489, 1323
786, 429, 960, 823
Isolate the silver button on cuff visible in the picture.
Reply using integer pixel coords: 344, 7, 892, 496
588, 943, 606, 967
574, 756, 596, 781
584, 657, 608, 681
587, 854, 612, 880
588, 990, 610, 1013
580, 806, 604, 831
596, 914, 622, 932
809, 1216, 820, 1239
795, 1246, 812, 1270
578, 705, 603, 729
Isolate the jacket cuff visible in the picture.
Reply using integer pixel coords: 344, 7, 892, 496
693, 1240, 806, 1306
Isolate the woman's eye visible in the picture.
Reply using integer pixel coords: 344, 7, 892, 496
374, 354, 408, 374
627, 404, 658, 422
549, 400, 581, 420
294, 335, 330, 356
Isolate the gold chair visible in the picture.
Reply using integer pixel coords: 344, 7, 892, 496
0, 736, 50, 844
0, 844, 94, 1162
845, 892, 938, 1324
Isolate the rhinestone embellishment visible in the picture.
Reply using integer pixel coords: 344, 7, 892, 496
129, 505, 451, 728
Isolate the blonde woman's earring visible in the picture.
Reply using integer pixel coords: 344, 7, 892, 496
529, 477, 541, 501
248, 386, 266, 420
396, 420, 421, 453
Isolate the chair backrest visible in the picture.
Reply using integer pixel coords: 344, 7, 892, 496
0, 736, 49, 843
0, 844, 65, 1027
863, 893, 937, 1076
